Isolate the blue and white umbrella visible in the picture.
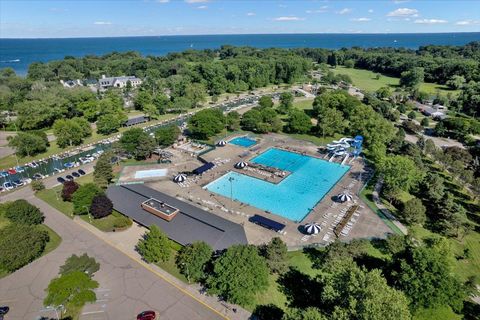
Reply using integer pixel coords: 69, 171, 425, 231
217, 140, 227, 147
173, 174, 187, 183
337, 192, 353, 202
234, 161, 248, 169
305, 223, 321, 235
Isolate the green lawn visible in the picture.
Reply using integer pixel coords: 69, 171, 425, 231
285, 132, 343, 146
155, 241, 188, 284
413, 306, 462, 320
292, 99, 315, 111
35, 174, 132, 232
331, 66, 459, 96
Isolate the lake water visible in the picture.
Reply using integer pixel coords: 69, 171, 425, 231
1, 33, 479, 75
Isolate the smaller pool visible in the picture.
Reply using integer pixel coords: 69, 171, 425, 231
135, 169, 168, 179
230, 136, 257, 148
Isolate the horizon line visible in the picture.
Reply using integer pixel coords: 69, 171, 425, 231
1, 31, 480, 40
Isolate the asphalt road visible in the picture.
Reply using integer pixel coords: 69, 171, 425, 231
0, 183, 227, 320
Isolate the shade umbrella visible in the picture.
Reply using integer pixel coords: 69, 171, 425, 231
337, 192, 353, 202
234, 161, 248, 169
217, 140, 227, 147
173, 174, 187, 183
305, 222, 321, 235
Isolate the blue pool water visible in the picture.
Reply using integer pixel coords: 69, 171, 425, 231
229, 137, 257, 148
205, 148, 349, 222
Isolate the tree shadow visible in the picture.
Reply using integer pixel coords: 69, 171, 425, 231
277, 267, 320, 308
302, 247, 325, 269
250, 304, 284, 320
462, 300, 480, 320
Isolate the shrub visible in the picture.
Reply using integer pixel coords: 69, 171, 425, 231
31, 180, 45, 192
137, 225, 171, 263
176, 241, 213, 283
72, 183, 104, 215
90, 194, 113, 219
0, 224, 49, 272
5, 199, 44, 225
61, 180, 79, 202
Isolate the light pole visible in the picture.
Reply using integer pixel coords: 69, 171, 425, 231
228, 176, 234, 202
83, 205, 92, 223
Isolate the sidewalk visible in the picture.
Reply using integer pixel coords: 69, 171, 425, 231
74, 217, 252, 320
372, 179, 408, 235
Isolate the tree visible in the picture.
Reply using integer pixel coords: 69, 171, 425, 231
133, 90, 152, 110
285, 109, 312, 134
283, 307, 326, 320
400, 67, 424, 88
5, 199, 44, 225
60, 253, 100, 276
96, 113, 122, 135
176, 241, 213, 283
72, 183, 104, 215
421, 173, 445, 203
278, 92, 294, 114
420, 117, 430, 127
31, 180, 45, 192
401, 197, 426, 225
258, 95, 274, 109
94, 152, 113, 188
153, 93, 170, 114
7, 132, 47, 157
263, 237, 288, 274
446, 75, 466, 90
185, 83, 207, 108
53, 118, 92, 148
226, 111, 241, 131
0, 224, 49, 272
137, 225, 171, 263
188, 109, 225, 139
119, 128, 156, 160
207, 244, 269, 305
44, 271, 98, 316
407, 111, 416, 120
379, 155, 424, 195
90, 194, 113, 219
376, 87, 392, 100
61, 180, 79, 202
155, 124, 180, 147
241, 108, 263, 131
316, 107, 345, 139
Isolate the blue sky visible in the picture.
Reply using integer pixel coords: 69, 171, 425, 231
1, 0, 480, 38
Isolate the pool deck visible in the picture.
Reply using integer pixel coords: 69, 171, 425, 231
141, 134, 393, 248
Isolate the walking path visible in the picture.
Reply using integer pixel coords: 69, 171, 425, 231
372, 178, 408, 235
0, 180, 250, 319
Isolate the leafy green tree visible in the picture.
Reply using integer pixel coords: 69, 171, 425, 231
72, 183, 104, 215
153, 93, 170, 114
241, 109, 263, 131
155, 124, 180, 147
207, 245, 269, 305
263, 237, 288, 274
53, 118, 92, 148
188, 109, 225, 139
61, 180, 79, 202
93, 152, 113, 188
5, 199, 44, 225
119, 128, 156, 160
316, 107, 345, 139
90, 194, 113, 219
137, 225, 171, 263
143, 103, 159, 120
176, 241, 213, 283
185, 83, 207, 108
376, 87, 392, 100
7, 132, 47, 157
421, 173, 445, 203
278, 92, 294, 114
401, 197, 426, 225
282, 307, 326, 320
258, 95, 274, 109
134, 90, 152, 110
226, 111, 241, 131
446, 75, 466, 90
420, 117, 430, 127
171, 96, 192, 112
285, 109, 312, 134
31, 180, 45, 192
78, 100, 99, 122
96, 113, 122, 135
407, 111, 416, 120
400, 67, 424, 88
44, 271, 98, 317
60, 254, 100, 276
457, 81, 480, 116
0, 224, 49, 272
379, 155, 424, 195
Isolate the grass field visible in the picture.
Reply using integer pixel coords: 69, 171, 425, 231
35, 174, 132, 232
331, 66, 459, 96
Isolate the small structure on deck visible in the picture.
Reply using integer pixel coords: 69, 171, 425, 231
304, 222, 321, 235
141, 198, 179, 221
249, 214, 285, 233
217, 140, 227, 147
234, 161, 248, 169
337, 192, 353, 203
192, 162, 215, 175
173, 174, 187, 183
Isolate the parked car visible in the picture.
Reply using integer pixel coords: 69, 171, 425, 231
72, 172, 80, 178
78, 169, 86, 175
57, 177, 66, 184
137, 311, 156, 320
65, 175, 74, 181
3, 182, 14, 191
0, 171, 9, 177
12, 179, 24, 187
32, 173, 45, 180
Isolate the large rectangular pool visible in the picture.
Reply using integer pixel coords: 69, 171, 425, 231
205, 148, 349, 222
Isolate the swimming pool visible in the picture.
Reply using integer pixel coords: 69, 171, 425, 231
135, 169, 168, 179
205, 148, 349, 222
229, 136, 257, 148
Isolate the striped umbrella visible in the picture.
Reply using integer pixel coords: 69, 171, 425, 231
173, 174, 187, 183
305, 223, 321, 235
217, 140, 227, 147
338, 192, 353, 202
234, 161, 248, 169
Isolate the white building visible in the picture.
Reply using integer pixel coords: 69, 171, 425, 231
98, 75, 142, 89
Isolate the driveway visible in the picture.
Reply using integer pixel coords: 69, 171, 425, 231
0, 186, 236, 320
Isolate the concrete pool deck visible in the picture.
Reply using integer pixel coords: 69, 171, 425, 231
128, 134, 393, 248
